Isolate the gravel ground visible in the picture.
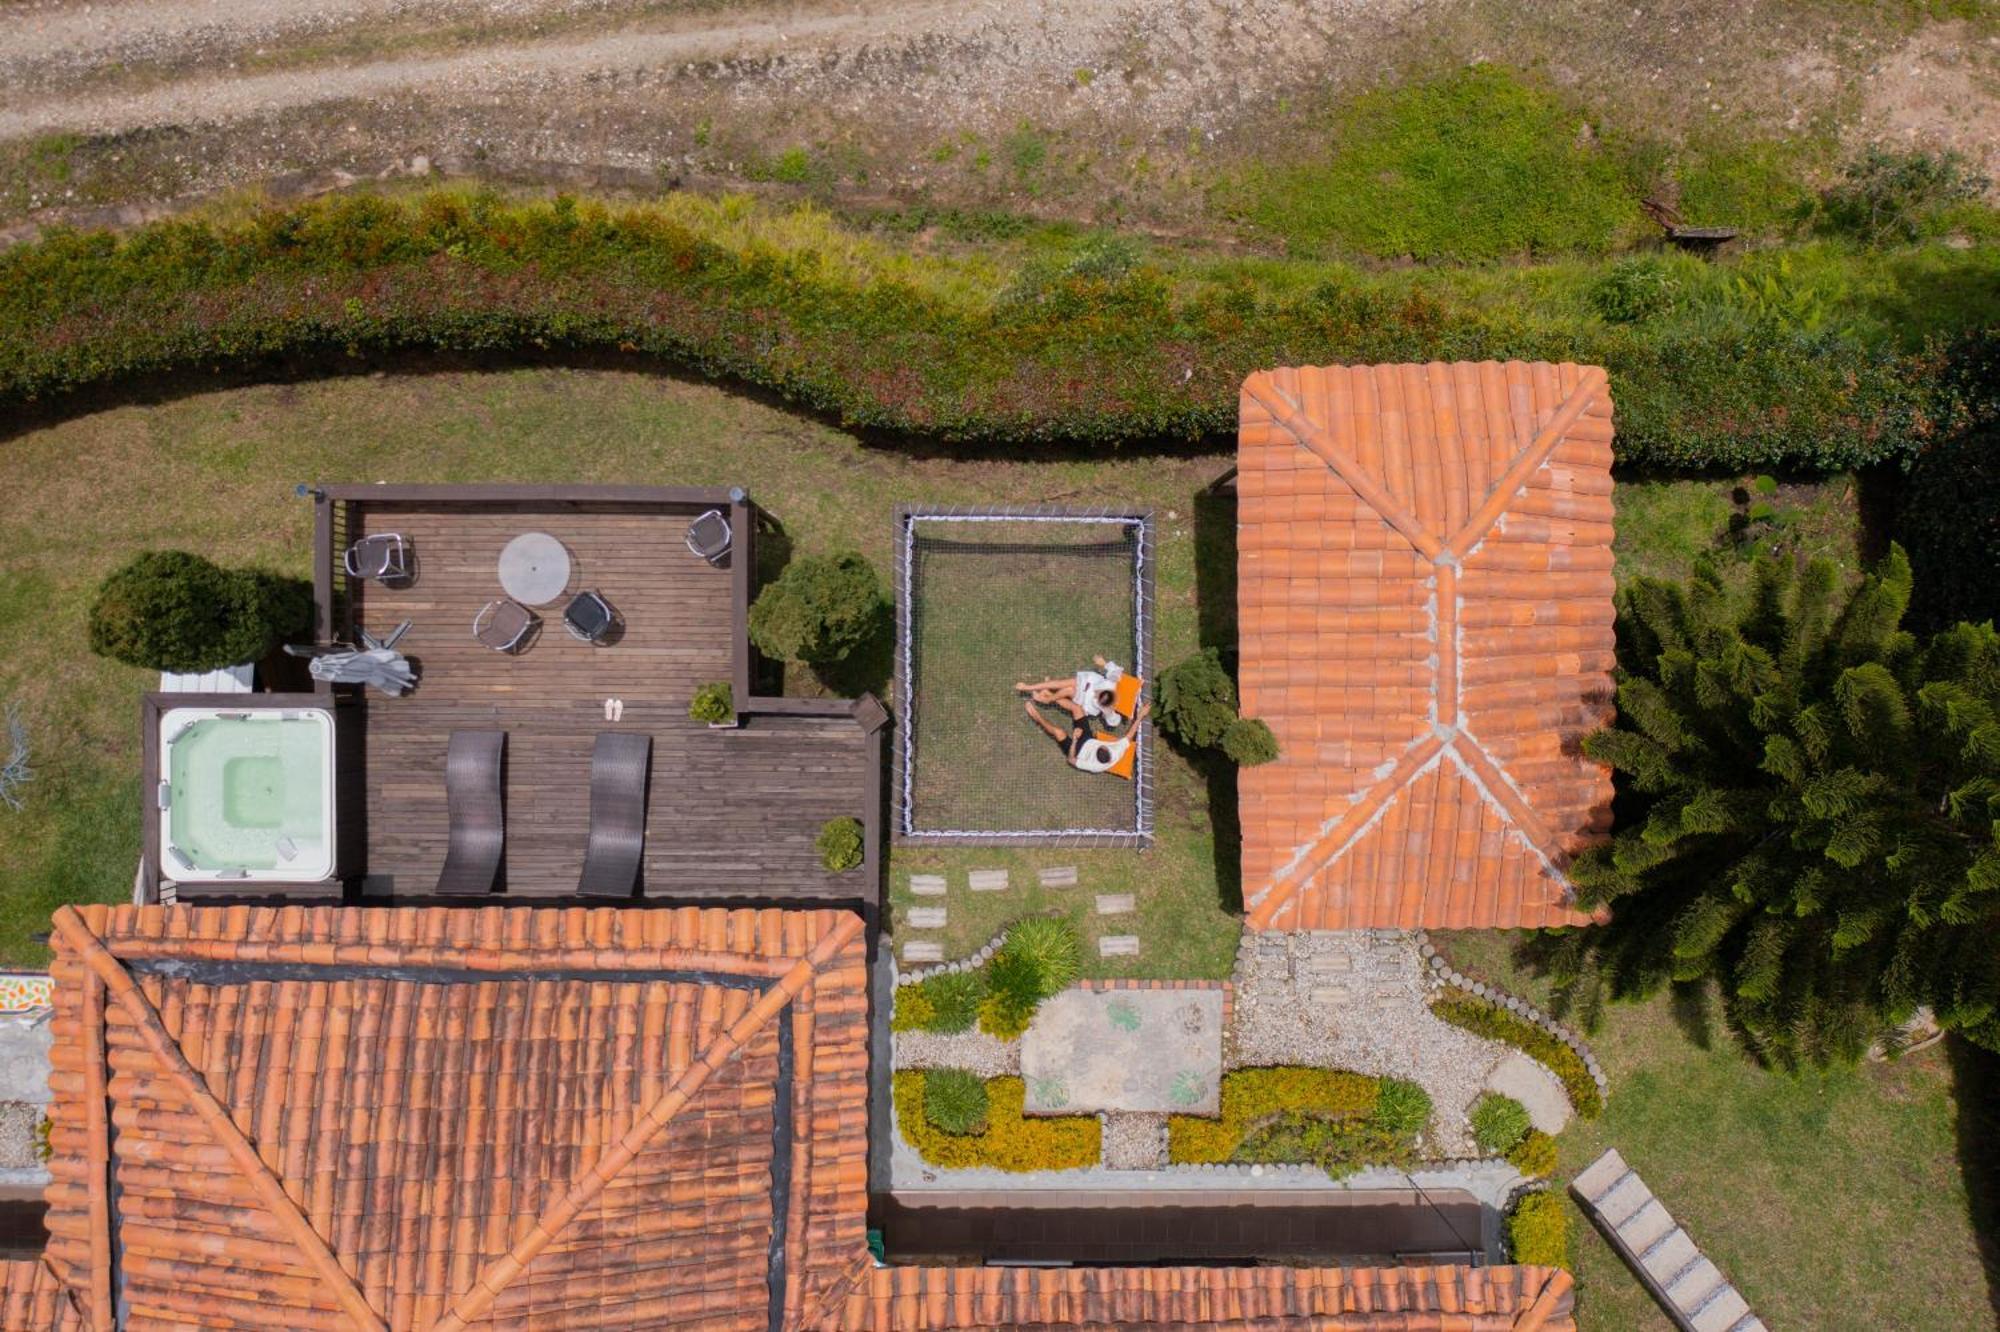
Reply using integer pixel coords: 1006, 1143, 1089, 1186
891, 1026, 1020, 1078
1229, 930, 1516, 1158
0, 1102, 40, 1170
1101, 1111, 1168, 1170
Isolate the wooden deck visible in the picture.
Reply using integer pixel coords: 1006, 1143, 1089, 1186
323, 493, 874, 902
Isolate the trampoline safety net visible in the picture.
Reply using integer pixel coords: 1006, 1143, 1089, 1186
897, 513, 1152, 843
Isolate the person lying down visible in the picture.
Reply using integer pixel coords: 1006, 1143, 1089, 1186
1023, 698, 1150, 774
1015, 655, 1128, 726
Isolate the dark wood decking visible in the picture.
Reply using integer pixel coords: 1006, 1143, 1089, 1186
337, 498, 873, 901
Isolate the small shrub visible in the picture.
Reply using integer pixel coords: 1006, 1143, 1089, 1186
890, 982, 936, 1033
977, 992, 1035, 1040
921, 1067, 990, 1135
1589, 257, 1681, 323
88, 551, 309, 673
1750, 473, 1779, 497
978, 949, 1046, 1038
916, 969, 987, 1033
997, 915, 1080, 996
1471, 1094, 1533, 1154
1370, 1077, 1433, 1138
1508, 1128, 1559, 1179
1156, 648, 1238, 748
1820, 146, 1990, 243
816, 816, 865, 872
687, 681, 733, 723
894, 1072, 1100, 1170
1222, 716, 1280, 766
1507, 1190, 1570, 1268
748, 552, 885, 665
1431, 990, 1604, 1118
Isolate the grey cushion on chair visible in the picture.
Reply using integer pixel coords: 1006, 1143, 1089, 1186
685, 509, 732, 563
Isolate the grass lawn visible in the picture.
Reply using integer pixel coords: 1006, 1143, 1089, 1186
1433, 930, 1993, 1331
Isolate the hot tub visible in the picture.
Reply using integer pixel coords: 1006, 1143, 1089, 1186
157, 707, 335, 882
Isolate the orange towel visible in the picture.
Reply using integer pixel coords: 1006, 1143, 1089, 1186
1112, 673, 1144, 717
1092, 730, 1139, 780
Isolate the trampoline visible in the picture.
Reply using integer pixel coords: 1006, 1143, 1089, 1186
894, 507, 1153, 846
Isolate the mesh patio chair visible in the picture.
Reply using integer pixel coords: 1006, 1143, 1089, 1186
474, 598, 539, 653
344, 533, 413, 583
684, 509, 732, 564
579, 732, 652, 897
437, 730, 505, 895
563, 590, 619, 644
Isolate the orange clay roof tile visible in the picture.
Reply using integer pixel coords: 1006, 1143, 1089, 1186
39, 903, 1576, 1332
1238, 362, 1615, 933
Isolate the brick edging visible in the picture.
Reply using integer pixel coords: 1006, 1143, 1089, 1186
1075, 977, 1235, 1033
1414, 929, 1610, 1103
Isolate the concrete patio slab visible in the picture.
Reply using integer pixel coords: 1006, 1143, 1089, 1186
1020, 988, 1222, 1115
1484, 1051, 1572, 1134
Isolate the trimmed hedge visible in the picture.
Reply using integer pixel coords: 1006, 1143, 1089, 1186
891, 969, 987, 1034
893, 1072, 1100, 1171
1432, 990, 1604, 1119
1507, 1190, 1571, 1268
1167, 1066, 1431, 1181
0, 190, 1967, 471
1508, 1129, 1559, 1179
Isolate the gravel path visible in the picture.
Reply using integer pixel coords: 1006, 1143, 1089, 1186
891, 1025, 1020, 1079
1229, 930, 1521, 1158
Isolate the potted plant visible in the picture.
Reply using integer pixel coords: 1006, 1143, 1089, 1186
688, 681, 735, 728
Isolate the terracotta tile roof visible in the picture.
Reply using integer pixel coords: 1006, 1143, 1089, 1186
825, 1262, 1575, 1330
37, 902, 1576, 1331
1236, 362, 1616, 931
0, 1258, 83, 1330
41, 903, 871, 1332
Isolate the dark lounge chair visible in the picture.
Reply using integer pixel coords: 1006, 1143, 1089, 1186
437, 730, 505, 895
684, 509, 732, 564
563, 590, 619, 644
579, 732, 651, 897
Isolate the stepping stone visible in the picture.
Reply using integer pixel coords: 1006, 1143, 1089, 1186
907, 907, 947, 929
1094, 893, 1134, 916
908, 874, 947, 897
1309, 985, 1351, 1007
1037, 865, 1079, 888
1098, 935, 1140, 958
901, 941, 944, 963
968, 869, 1009, 892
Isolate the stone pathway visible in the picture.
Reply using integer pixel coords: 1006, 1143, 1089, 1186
968, 869, 1009, 892
902, 941, 944, 963
1484, 1052, 1571, 1134
1094, 893, 1134, 916
909, 874, 947, 897
1037, 865, 1078, 888
1230, 931, 1547, 1157
1098, 935, 1140, 958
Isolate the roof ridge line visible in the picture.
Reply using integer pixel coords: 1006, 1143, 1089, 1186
1444, 369, 1607, 562
430, 912, 867, 1332
50, 906, 388, 1332
1245, 376, 1446, 561
1246, 732, 1445, 929
1513, 1268, 1577, 1330
1447, 730, 1558, 858
794, 1246, 877, 1329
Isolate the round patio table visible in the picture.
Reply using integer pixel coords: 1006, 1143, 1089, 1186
497, 532, 572, 606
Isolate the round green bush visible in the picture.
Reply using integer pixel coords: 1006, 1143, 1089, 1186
688, 681, 733, 723
815, 816, 865, 872
915, 970, 987, 1034
1156, 648, 1238, 749
921, 1067, 990, 1136
748, 552, 885, 665
1589, 256, 1682, 324
1222, 716, 1280, 767
1471, 1093, 1533, 1155
1507, 1190, 1570, 1268
88, 551, 310, 673
1507, 1128, 1559, 1179
1369, 1078, 1433, 1138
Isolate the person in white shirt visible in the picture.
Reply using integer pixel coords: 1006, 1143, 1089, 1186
1023, 699, 1150, 773
1015, 656, 1128, 727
